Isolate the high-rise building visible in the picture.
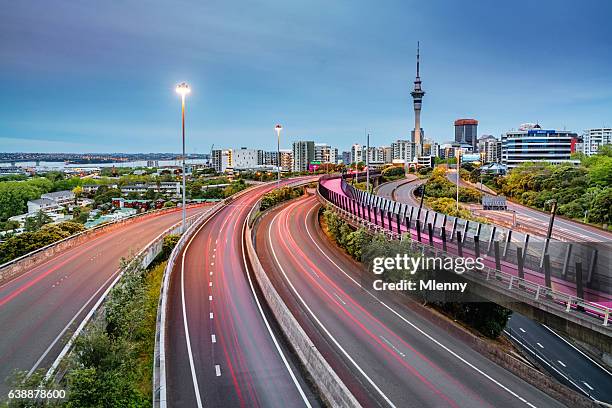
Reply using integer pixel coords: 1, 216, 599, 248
410, 42, 425, 156
582, 128, 612, 156
314, 143, 338, 164
391, 140, 416, 162
212, 149, 233, 173
263, 151, 279, 167
422, 138, 439, 158
292, 141, 315, 172
454, 119, 479, 152
382, 146, 393, 164
279, 149, 292, 171
341, 151, 351, 165
365, 146, 387, 165
502, 125, 578, 169
478, 135, 502, 163
350, 144, 364, 164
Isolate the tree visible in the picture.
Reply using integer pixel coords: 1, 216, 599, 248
72, 185, 83, 204
25, 211, 52, 232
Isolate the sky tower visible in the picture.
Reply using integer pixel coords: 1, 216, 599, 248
411, 41, 425, 156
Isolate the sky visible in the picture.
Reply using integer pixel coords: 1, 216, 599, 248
1, 0, 611, 153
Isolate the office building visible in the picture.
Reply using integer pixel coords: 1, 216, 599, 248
582, 128, 612, 156
263, 151, 279, 167
502, 125, 579, 169
292, 141, 315, 172
340, 151, 351, 165
454, 119, 479, 152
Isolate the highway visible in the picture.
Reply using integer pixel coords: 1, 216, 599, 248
376, 175, 424, 207
445, 169, 612, 242
165, 181, 319, 407
0, 205, 207, 397
256, 193, 566, 408
506, 314, 612, 404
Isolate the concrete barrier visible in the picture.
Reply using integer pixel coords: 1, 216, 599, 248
45, 209, 202, 383
0, 204, 205, 285
246, 196, 362, 408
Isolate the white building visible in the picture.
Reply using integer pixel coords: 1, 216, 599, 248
478, 135, 502, 163
292, 141, 315, 172
280, 149, 293, 172
314, 143, 338, 164
502, 126, 579, 170
350, 144, 364, 164
233, 148, 262, 169
391, 140, 416, 163
582, 128, 612, 156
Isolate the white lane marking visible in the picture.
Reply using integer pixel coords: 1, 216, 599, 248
505, 331, 593, 400
210, 271, 213, 276
582, 381, 594, 391
215, 365, 221, 377
519, 328, 526, 333
542, 325, 612, 376
536, 342, 544, 349
209, 282, 213, 287
333, 292, 346, 305
242, 200, 313, 408
380, 335, 406, 358
268, 209, 396, 408
214, 248, 216, 251
302, 201, 538, 408
557, 360, 566, 367
209, 295, 212, 301
212, 254, 215, 258
211, 334, 216, 343
210, 262, 214, 266
181, 213, 218, 408
33, 265, 124, 376
210, 312, 214, 319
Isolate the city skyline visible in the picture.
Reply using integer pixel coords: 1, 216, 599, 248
1, 0, 611, 153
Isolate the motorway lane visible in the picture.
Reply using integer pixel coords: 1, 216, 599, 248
166, 181, 318, 407
376, 176, 424, 207
0, 205, 206, 396
444, 170, 612, 242
506, 314, 612, 404
257, 194, 567, 408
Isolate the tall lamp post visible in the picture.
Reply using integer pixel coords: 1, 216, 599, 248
275, 124, 282, 189
176, 82, 191, 232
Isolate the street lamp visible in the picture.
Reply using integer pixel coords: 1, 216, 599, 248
275, 124, 282, 189
176, 82, 191, 232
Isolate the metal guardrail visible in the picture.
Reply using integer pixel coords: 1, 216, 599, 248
316, 180, 612, 330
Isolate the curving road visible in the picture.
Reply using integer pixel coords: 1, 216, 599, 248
0, 205, 207, 397
376, 175, 424, 207
444, 169, 612, 242
256, 193, 566, 408
165, 180, 319, 407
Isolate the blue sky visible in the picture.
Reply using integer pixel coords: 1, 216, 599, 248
1, 0, 611, 153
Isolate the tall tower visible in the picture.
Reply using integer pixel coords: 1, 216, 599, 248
411, 41, 425, 156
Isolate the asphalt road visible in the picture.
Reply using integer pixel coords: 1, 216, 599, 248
444, 170, 612, 242
506, 314, 612, 404
256, 193, 566, 408
376, 175, 424, 207
0, 205, 206, 398
165, 181, 319, 408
